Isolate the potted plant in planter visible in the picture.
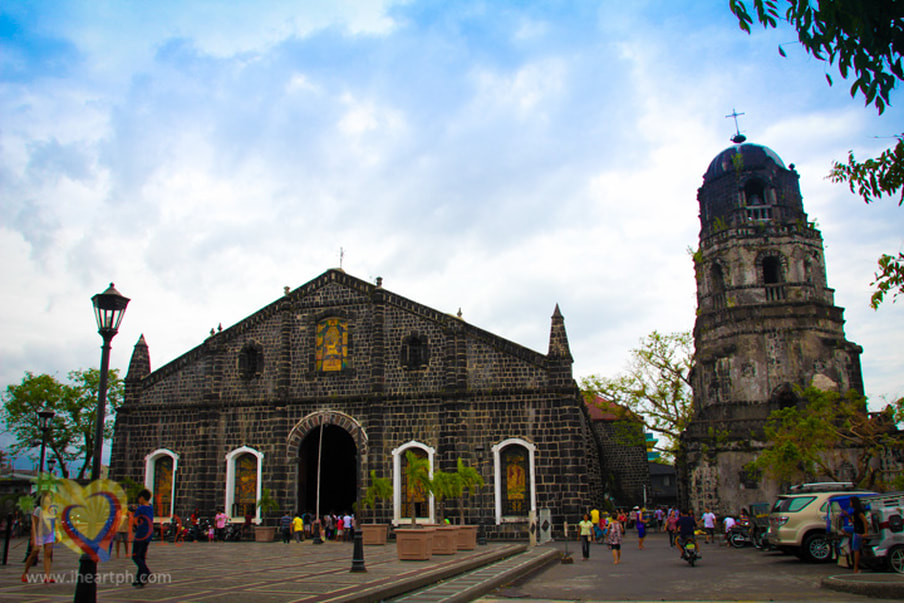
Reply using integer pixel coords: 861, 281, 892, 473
361, 470, 393, 545
254, 487, 280, 542
428, 470, 459, 555
395, 450, 435, 560
451, 457, 484, 549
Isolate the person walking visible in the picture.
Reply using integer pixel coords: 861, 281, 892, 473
666, 509, 678, 547
607, 514, 623, 564
132, 489, 154, 588
636, 511, 647, 550
21, 492, 56, 583
702, 508, 716, 544
280, 511, 292, 544
578, 513, 594, 560
292, 512, 304, 543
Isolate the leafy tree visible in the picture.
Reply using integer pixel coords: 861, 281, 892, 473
747, 386, 902, 489
581, 330, 694, 462
729, 0, 903, 113
2, 369, 123, 479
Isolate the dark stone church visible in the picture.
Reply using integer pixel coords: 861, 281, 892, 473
111, 269, 629, 538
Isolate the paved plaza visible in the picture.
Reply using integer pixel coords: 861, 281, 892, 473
1, 535, 544, 603
2, 532, 903, 602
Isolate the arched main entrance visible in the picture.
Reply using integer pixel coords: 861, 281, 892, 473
288, 412, 364, 518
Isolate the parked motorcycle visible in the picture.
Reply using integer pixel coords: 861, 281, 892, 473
729, 525, 754, 548
223, 522, 242, 542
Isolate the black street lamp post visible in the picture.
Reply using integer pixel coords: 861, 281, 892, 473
75, 283, 129, 603
350, 426, 366, 572
475, 445, 487, 546
37, 409, 55, 474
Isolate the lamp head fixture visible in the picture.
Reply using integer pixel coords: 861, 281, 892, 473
92, 283, 130, 337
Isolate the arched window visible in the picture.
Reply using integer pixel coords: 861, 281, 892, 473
225, 446, 263, 522
492, 439, 537, 523
761, 255, 785, 301
400, 333, 429, 369
763, 257, 782, 284
391, 441, 435, 525
238, 342, 264, 380
145, 449, 179, 520
315, 318, 348, 372
744, 179, 772, 220
710, 264, 726, 309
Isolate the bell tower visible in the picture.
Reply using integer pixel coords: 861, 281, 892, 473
684, 134, 864, 513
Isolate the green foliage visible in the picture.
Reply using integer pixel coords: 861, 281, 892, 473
2, 369, 123, 479
729, 0, 903, 114
581, 330, 694, 463
830, 136, 904, 205
453, 457, 484, 525
16, 494, 35, 515
828, 138, 904, 308
120, 476, 145, 503
403, 450, 432, 526
430, 470, 456, 522
868, 253, 904, 309
363, 469, 393, 523
256, 487, 280, 516
749, 386, 901, 489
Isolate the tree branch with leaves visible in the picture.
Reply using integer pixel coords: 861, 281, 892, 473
581, 330, 694, 462
2, 369, 123, 479
747, 386, 902, 489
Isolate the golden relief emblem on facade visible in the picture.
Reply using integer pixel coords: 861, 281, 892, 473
315, 318, 348, 372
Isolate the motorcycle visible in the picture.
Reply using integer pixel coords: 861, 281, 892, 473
728, 524, 754, 548
680, 538, 700, 566
223, 522, 243, 541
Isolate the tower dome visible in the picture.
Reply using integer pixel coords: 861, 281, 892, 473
697, 141, 806, 237
704, 142, 786, 181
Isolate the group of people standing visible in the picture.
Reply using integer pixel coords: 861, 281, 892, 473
578, 507, 649, 564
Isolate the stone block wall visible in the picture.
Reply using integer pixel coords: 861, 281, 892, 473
111, 269, 607, 539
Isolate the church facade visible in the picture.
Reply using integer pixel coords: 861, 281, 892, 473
684, 139, 864, 514
110, 269, 608, 537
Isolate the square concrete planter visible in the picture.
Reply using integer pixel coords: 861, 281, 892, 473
431, 526, 460, 555
254, 526, 276, 542
456, 525, 478, 550
395, 527, 435, 560
361, 523, 388, 545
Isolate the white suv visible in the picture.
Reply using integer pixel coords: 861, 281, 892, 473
766, 483, 875, 563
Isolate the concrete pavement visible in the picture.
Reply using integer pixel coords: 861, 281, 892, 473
2, 531, 903, 602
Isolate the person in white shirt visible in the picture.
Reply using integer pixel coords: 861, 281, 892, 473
702, 508, 717, 543
722, 515, 736, 546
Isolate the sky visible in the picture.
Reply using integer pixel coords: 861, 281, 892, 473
2, 1, 903, 470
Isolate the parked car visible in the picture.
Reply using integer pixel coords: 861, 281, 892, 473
766, 482, 875, 563
865, 492, 904, 574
